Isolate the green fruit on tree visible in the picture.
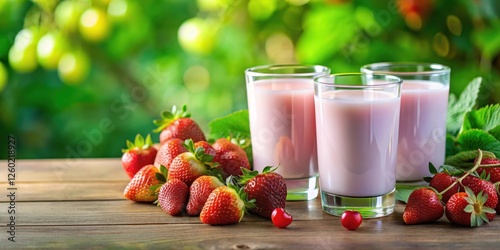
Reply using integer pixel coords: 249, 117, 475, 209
8, 28, 40, 73
0, 61, 7, 92
55, 0, 86, 32
57, 50, 90, 85
107, 0, 134, 22
79, 7, 110, 42
36, 31, 67, 69
178, 17, 216, 55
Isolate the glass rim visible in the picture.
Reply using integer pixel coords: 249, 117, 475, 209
245, 64, 330, 77
314, 73, 403, 89
360, 62, 450, 76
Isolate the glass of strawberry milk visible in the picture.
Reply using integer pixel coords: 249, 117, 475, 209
314, 73, 402, 218
361, 63, 450, 184
245, 64, 330, 200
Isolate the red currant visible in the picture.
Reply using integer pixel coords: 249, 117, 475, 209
341, 210, 362, 230
271, 208, 293, 228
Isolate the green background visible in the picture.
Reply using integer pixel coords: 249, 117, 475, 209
0, 0, 499, 159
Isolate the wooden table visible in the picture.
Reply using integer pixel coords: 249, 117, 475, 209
1, 158, 499, 249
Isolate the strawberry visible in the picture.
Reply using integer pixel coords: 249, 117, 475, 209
186, 175, 225, 216
194, 141, 219, 161
153, 105, 206, 144
121, 134, 158, 179
212, 138, 250, 178
477, 158, 500, 183
157, 178, 189, 216
429, 172, 459, 203
402, 187, 444, 225
168, 139, 218, 186
239, 166, 287, 219
200, 183, 254, 225
460, 175, 498, 221
124, 164, 164, 202
445, 187, 496, 227
154, 138, 187, 169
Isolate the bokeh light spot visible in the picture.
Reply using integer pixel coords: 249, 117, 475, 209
433, 32, 449, 57
405, 12, 422, 30
183, 65, 210, 92
447, 15, 462, 36
265, 33, 295, 64
248, 0, 276, 20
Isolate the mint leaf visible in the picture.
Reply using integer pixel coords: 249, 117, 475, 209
446, 77, 482, 135
445, 150, 497, 169
208, 110, 250, 140
460, 104, 500, 135
456, 129, 500, 156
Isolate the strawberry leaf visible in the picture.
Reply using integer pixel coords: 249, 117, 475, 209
429, 162, 438, 174
446, 77, 481, 136
155, 172, 166, 183
153, 105, 191, 132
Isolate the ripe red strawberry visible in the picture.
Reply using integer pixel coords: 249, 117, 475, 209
157, 178, 189, 216
154, 138, 187, 169
445, 187, 496, 227
212, 138, 250, 178
153, 105, 206, 144
429, 172, 459, 203
200, 184, 254, 225
124, 164, 164, 202
477, 158, 500, 183
402, 188, 444, 224
239, 166, 287, 219
186, 175, 225, 216
194, 141, 219, 161
460, 175, 498, 221
168, 139, 218, 186
122, 134, 158, 179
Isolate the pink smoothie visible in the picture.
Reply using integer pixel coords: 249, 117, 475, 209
396, 80, 449, 181
247, 78, 317, 179
315, 90, 400, 197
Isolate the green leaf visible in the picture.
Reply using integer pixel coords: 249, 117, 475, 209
490, 125, 500, 141
208, 110, 251, 140
155, 172, 166, 183
395, 185, 421, 203
446, 77, 482, 135
474, 24, 500, 58
296, 3, 358, 63
445, 150, 497, 169
460, 104, 500, 135
456, 129, 500, 156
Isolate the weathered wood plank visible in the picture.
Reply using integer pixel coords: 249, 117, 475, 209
0, 158, 126, 182
0, 181, 128, 201
0, 199, 328, 226
3, 219, 500, 249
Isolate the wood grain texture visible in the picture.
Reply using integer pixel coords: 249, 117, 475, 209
0, 158, 499, 249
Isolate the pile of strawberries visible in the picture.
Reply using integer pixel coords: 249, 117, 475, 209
403, 150, 500, 227
121, 105, 288, 225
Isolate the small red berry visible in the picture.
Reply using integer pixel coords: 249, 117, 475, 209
341, 210, 363, 230
271, 208, 293, 228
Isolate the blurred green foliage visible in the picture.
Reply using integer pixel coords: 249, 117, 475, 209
0, 0, 499, 159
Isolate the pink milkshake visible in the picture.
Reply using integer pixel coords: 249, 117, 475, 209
314, 73, 402, 218
245, 65, 330, 200
397, 80, 449, 181
315, 90, 400, 197
361, 63, 451, 183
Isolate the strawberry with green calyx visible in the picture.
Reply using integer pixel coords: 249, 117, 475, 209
200, 177, 255, 225
154, 138, 187, 169
459, 175, 498, 221
168, 139, 220, 186
239, 166, 287, 219
122, 134, 158, 179
212, 138, 251, 178
477, 158, 500, 183
445, 187, 497, 227
186, 175, 225, 216
153, 105, 206, 144
403, 187, 445, 225
124, 164, 165, 202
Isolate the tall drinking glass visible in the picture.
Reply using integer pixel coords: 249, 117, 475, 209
314, 73, 402, 218
361, 63, 450, 184
245, 64, 330, 200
